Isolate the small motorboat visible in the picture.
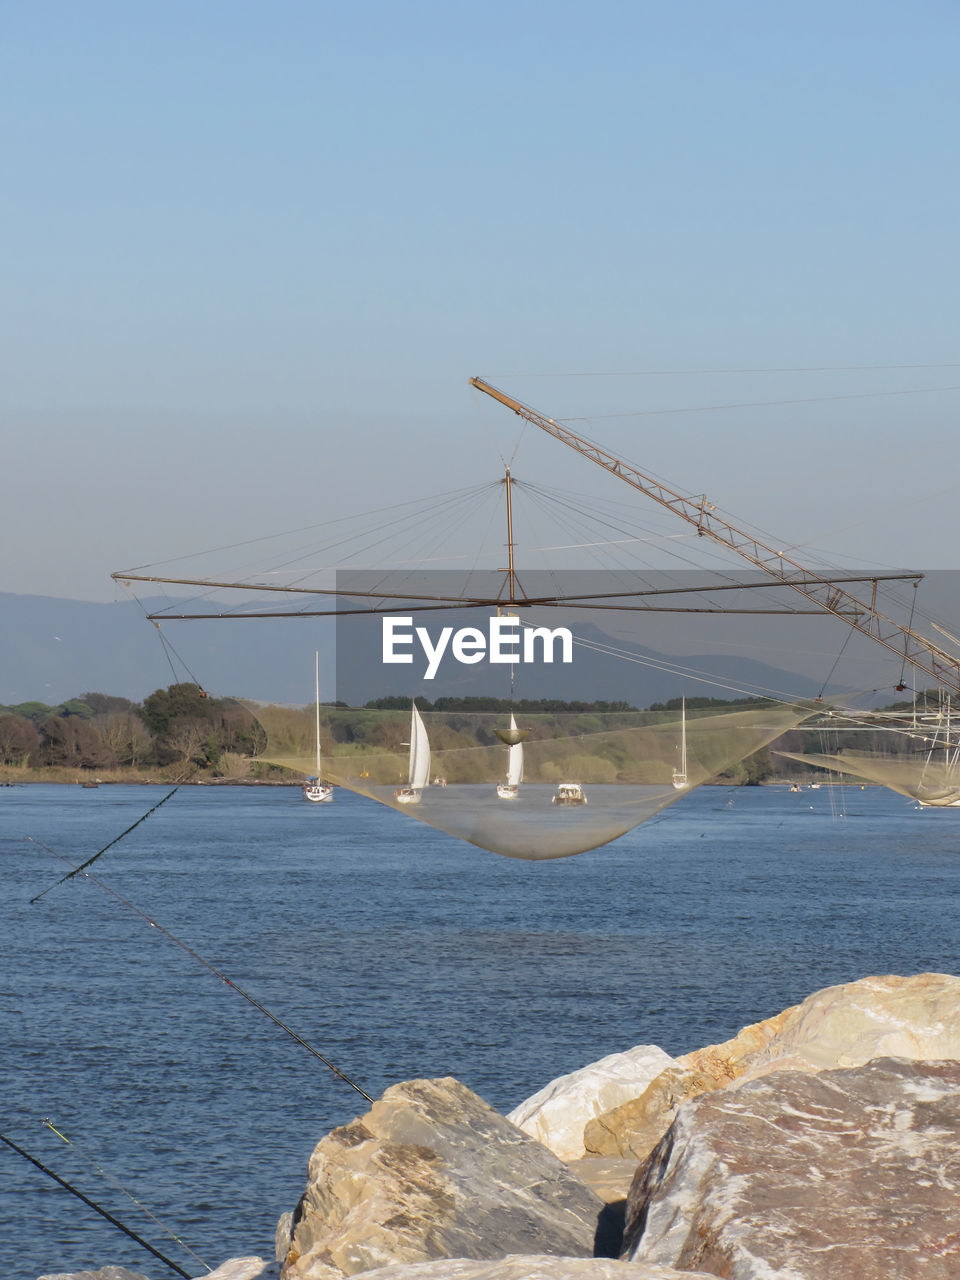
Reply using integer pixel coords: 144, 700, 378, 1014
552, 782, 587, 806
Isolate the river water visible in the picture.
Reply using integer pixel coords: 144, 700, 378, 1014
2, 782, 959, 1277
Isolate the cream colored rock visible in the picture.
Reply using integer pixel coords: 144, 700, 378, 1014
582, 1065, 723, 1161
282, 1078, 605, 1280
586, 972, 960, 1163
196, 1262, 282, 1280
679, 971, 960, 1079
507, 1045, 676, 1161
565, 1157, 640, 1205
357, 1257, 715, 1279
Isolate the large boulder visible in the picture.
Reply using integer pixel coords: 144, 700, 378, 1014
281, 1078, 607, 1280
39, 1260, 281, 1280
679, 971, 960, 1080
507, 1046, 676, 1162
587, 972, 960, 1162
353, 1257, 715, 1278
38, 1272, 151, 1280
622, 1057, 960, 1279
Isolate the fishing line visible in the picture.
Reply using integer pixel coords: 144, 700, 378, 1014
558, 382, 960, 422
0, 1130, 191, 1278
489, 362, 960, 377
29, 783, 187, 904
40, 1118, 211, 1273
27, 837, 374, 1103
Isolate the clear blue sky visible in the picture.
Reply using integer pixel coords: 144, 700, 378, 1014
3, 0, 959, 601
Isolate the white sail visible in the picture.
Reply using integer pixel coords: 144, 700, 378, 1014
506, 714, 524, 787
410, 702, 431, 791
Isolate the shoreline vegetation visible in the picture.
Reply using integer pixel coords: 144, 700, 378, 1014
0, 681, 888, 789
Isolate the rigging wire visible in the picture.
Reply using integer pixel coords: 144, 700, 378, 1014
27, 838, 373, 1103
0, 1130, 191, 1279
476, 400, 915, 603
115, 482, 499, 575
154, 623, 208, 690
817, 626, 856, 701
520, 480, 744, 598
462, 480, 514, 599
141, 484, 502, 614
559, 626, 813, 707
897, 580, 920, 691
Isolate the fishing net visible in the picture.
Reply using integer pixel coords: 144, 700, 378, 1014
777, 746, 960, 807
249, 700, 813, 858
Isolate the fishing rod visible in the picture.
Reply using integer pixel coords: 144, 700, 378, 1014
41, 1117, 211, 1273
28, 836, 374, 1103
0, 1130, 191, 1278
30, 783, 187, 904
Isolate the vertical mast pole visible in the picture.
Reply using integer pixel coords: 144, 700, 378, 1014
315, 649, 321, 774
504, 466, 516, 605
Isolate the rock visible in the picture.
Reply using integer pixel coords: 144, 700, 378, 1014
565, 1157, 639, 1205
198, 1261, 281, 1280
622, 1057, 960, 1279
680, 970, 960, 1080
582, 1066, 723, 1161
353, 1257, 714, 1278
277, 1214, 295, 1262
38, 1271, 150, 1280
38, 1260, 281, 1280
507, 1046, 676, 1162
587, 972, 960, 1162
281, 1078, 607, 1280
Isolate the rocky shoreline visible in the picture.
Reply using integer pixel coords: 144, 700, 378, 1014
41, 973, 960, 1280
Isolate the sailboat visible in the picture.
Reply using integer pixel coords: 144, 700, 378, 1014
671, 697, 689, 790
394, 701, 431, 804
497, 713, 524, 799
302, 651, 333, 803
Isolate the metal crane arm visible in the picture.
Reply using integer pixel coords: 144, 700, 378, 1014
469, 375, 960, 696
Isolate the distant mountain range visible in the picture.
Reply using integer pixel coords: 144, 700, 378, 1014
0, 592, 336, 707
0, 592, 830, 709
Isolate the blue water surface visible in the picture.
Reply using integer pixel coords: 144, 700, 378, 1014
2, 781, 959, 1277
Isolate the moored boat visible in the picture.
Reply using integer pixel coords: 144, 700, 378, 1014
302, 651, 333, 803
671, 696, 689, 790
552, 781, 587, 806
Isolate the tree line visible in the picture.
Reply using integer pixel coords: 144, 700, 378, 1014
1, 681, 927, 783
0, 684, 265, 775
